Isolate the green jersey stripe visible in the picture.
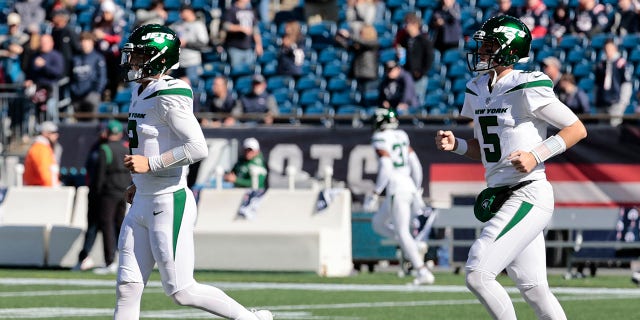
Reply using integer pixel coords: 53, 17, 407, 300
465, 88, 478, 96
172, 188, 187, 260
144, 88, 193, 99
504, 79, 554, 94
495, 201, 533, 241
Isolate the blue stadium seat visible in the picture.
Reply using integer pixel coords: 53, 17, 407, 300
330, 90, 359, 107
424, 89, 444, 108
326, 75, 351, 92
76, 10, 95, 31
390, 8, 409, 25
308, 21, 337, 51
477, 0, 495, 9
266, 75, 294, 91
566, 48, 587, 64
450, 78, 468, 94
621, 34, 640, 53
318, 47, 347, 65
572, 63, 593, 80
299, 89, 329, 108
361, 89, 379, 107
272, 87, 294, 106
201, 50, 226, 63
163, 0, 181, 10
447, 62, 469, 79
304, 101, 327, 115
336, 104, 363, 115
379, 48, 397, 64
229, 63, 254, 78
98, 102, 118, 114
201, 62, 228, 78
578, 78, 595, 92
132, 0, 151, 10
113, 88, 132, 106
628, 48, 640, 64
166, 10, 180, 25
234, 75, 254, 95
321, 61, 345, 78
416, 0, 437, 9
442, 49, 464, 66
386, 0, 405, 9
557, 34, 583, 50
261, 61, 278, 77
589, 33, 611, 52
296, 74, 325, 91
257, 48, 278, 65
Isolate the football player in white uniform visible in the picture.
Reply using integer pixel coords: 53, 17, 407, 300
435, 16, 587, 319
364, 108, 435, 285
115, 24, 272, 320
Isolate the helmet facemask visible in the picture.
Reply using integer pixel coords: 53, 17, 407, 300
119, 24, 180, 82
466, 15, 532, 74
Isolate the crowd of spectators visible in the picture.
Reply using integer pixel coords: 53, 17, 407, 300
0, 0, 638, 146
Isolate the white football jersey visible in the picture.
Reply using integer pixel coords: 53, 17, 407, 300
461, 70, 561, 187
127, 76, 198, 195
372, 128, 416, 193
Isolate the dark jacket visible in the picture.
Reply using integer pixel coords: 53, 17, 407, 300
595, 57, 629, 107
71, 50, 107, 98
379, 69, 417, 108
277, 43, 303, 77
335, 34, 379, 80
397, 33, 434, 81
26, 49, 65, 87
92, 140, 131, 197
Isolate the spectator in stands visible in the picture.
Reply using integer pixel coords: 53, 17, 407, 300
542, 56, 562, 92
345, 0, 377, 35
595, 39, 632, 126
335, 24, 379, 92
23, 33, 65, 122
378, 60, 417, 114
223, 0, 264, 70
251, 0, 271, 24
486, 0, 523, 20
557, 74, 591, 115
133, 0, 167, 27
232, 74, 279, 125
14, 0, 46, 34
170, 5, 209, 91
519, 0, 549, 39
87, 120, 130, 275
610, 0, 639, 35
276, 20, 305, 78
549, 3, 572, 41
51, 9, 81, 77
224, 137, 267, 189
0, 13, 29, 84
93, 0, 125, 101
395, 12, 434, 109
201, 75, 236, 127
23, 121, 61, 186
70, 32, 107, 120
429, 0, 463, 53
571, 0, 609, 38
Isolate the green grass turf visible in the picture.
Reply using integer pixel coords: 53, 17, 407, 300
0, 268, 638, 319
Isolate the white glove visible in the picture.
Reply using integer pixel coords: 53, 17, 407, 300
363, 193, 380, 212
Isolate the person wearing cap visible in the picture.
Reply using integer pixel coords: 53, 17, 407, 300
378, 59, 417, 114
73, 120, 129, 272
224, 137, 267, 189
542, 56, 562, 91
23, 121, 61, 186
74, 120, 131, 274
232, 74, 279, 125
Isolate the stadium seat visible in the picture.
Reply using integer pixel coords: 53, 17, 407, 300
572, 63, 593, 80
321, 61, 345, 78
621, 34, 640, 53
361, 89, 379, 107
299, 89, 329, 109
566, 48, 587, 65
330, 90, 359, 107
326, 75, 351, 92
578, 78, 595, 92
450, 78, 468, 94
557, 34, 583, 50
336, 104, 363, 115
447, 62, 469, 79
272, 87, 295, 106
98, 102, 118, 114
113, 88, 132, 106
415, 0, 437, 9
267, 75, 294, 92
589, 33, 611, 52
308, 21, 337, 51
202, 49, 226, 63
234, 75, 254, 95
424, 89, 444, 108
390, 8, 409, 25
163, 0, 181, 10
132, 0, 151, 10
166, 10, 180, 24
318, 47, 347, 65
442, 49, 464, 66
257, 48, 278, 65
201, 62, 228, 78
304, 101, 327, 115
229, 62, 254, 78
261, 61, 277, 77
296, 74, 325, 91
628, 48, 640, 64
379, 48, 397, 64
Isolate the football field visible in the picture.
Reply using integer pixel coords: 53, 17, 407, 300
0, 268, 639, 319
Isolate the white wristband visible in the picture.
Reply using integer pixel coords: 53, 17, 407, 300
530, 134, 566, 164
452, 138, 468, 155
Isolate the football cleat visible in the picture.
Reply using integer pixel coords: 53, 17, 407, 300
252, 309, 273, 320
412, 267, 435, 285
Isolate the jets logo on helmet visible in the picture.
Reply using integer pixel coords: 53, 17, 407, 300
372, 108, 399, 131
467, 15, 531, 73
120, 24, 181, 82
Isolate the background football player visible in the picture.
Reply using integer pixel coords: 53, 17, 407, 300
435, 16, 587, 319
115, 24, 272, 320
364, 107, 435, 285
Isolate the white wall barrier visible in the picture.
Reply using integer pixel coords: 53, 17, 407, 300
194, 188, 353, 277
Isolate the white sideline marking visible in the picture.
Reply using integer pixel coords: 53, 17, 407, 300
2, 277, 640, 319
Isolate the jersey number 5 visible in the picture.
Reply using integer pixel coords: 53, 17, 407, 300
479, 116, 501, 162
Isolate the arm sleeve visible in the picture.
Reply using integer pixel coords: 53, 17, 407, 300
408, 151, 422, 187
374, 156, 393, 195
533, 100, 579, 129
148, 96, 208, 172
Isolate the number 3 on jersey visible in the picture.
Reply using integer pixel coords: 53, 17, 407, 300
127, 120, 138, 154
479, 116, 501, 162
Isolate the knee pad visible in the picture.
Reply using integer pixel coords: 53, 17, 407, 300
171, 288, 191, 306
465, 269, 494, 293
116, 281, 144, 300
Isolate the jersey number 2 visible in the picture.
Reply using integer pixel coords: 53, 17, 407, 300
479, 116, 501, 162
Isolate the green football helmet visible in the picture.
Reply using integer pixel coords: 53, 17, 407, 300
120, 24, 180, 82
467, 15, 532, 73
372, 108, 399, 131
